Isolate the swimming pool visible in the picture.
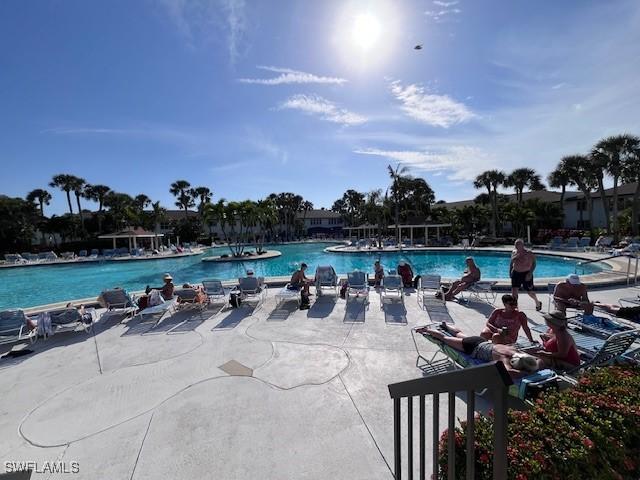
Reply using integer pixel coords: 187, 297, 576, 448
0, 243, 607, 309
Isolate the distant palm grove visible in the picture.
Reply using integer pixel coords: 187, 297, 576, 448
1, 133, 638, 254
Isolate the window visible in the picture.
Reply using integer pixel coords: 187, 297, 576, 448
310, 218, 322, 225
329, 218, 341, 225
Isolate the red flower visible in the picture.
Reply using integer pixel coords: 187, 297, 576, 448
479, 453, 490, 464
582, 437, 594, 449
516, 474, 528, 480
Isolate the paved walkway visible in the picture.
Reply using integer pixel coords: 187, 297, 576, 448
1, 284, 638, 479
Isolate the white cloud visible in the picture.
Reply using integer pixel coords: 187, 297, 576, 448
433, 0, 458, 6
239, 66, 347, 85
279, 94, 367, 126
389, 81, 476, 128
354, 146, 495, 182
220, 0, 247, 65
425, 2, 462, 22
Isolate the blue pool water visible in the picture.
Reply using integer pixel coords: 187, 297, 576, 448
0, 242, 607, 309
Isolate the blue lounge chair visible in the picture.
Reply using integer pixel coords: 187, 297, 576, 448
98, 288, 136, 318
346, 271, 369, 304
0, 310, 37, 347
314, 265, 338, 297
380, 274, 404, 305
237, 276, 268, 313
417, 274, 443, 308
202, 279, 228, 313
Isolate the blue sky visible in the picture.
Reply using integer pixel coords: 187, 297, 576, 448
1, 0, 639, 215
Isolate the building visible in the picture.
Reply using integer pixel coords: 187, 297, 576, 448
295, 209, 343, 237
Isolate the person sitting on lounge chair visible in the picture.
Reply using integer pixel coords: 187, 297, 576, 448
553, 274, 594, 315
397, 261, 414, 288
593, 302, 640, 323
480, 294, 534, 344
374, 260, 384, 287
535, 310, 580, 370
145, 273, 175, 301
416, 323, 541, 378
444, 256, 481, 301
289, 263, 312, 295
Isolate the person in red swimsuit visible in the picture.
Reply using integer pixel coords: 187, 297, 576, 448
481, 294, 534, 344
534, 310, 580, 369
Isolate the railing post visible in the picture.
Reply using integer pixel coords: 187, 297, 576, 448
466, 390, 475, 480
408, 397, 413, 480
394, 398, 401, 480
419, 395, 425, 480
433, 393, 439, 480
492, 386, 509, 480
447, 392, 455, 479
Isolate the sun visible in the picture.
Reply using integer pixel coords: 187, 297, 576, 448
351, 13, 381, 51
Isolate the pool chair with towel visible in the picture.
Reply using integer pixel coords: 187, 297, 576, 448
38, 307, 96, 338
411, 323, 559, 402
98, 288, 137, 319
237, 276, 268, 314
380, 274, 404, 307
315, 265, 339, 297
417, 274, 444, 308
202, 279, 228, 314
0, 310, 37, 348
460, 280, 498, 304
346, 271, 369, 305
173, 287, 208, 315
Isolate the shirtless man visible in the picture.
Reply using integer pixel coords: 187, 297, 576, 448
290, 263, 312, 295
553, 274, 594, 315
510, 239, 542, 311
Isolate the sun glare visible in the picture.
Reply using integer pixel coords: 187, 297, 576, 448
352, 13, 381, 51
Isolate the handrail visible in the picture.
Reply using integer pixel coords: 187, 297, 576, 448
576, 252, 635, 267
388, 362, 512, 480
388, 361, 513, 399
576, 253, 639, 285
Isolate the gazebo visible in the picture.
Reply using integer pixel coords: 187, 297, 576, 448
98, 227, 164, 251
388, 223, 452, 246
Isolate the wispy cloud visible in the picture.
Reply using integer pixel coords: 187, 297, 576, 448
279, 94, 367, 126
425, 0, 461, 22
389, 81, 476, 128
159, 0, 248, 65
239, 66, 347, 85
354, 146, 494, 182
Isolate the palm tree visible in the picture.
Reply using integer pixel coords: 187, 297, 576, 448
70, 177, 87, 233
593, 134, 637, 241
49, 174, 77, 215
191, 187, 212, 212
387, 163, 409, 243
298, 200, 314, 238
147, 201, 167, 245
84, 184, 111, 233
589, 147, 612, 234
561, 155, 598, 230
169, 180, 193, 218
620, 135, 640, 236
26, 189, 52, 244
473, 170, 505, 237
505, 168, 545, 204
547, 164, 570, 215
26, 189, 52, 218
134, 194, 152, 211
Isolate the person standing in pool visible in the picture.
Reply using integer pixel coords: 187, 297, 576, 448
510, 239, 543, 311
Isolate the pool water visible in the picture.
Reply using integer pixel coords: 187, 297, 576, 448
0, 242, 606, 309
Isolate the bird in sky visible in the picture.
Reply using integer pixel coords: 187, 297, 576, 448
414, 44, 423, 50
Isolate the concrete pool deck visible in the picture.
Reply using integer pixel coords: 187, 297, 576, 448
1, 283, 639, 479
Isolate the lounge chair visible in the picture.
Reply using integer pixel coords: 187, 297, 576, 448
21, 253, 39, 263
39, 251, 58, 261
275, 284, 302, 308
417, 274, 443, 308
618, 294, 640, 308
380, 274, 404, 306
89, 249, 100, 258
45, 307, 95, 337
315, 265, 338, 297
174, 287, 207, 314
346, 271, 369, 305
4, 254, 26, 264
98, 288, 136, 318
202, 279, 228, 314
566, 329, 639, 378
460, 281, 498, 304
546, 236, 563, 250
0, 310, 37, 347
578, 237, 591, 250
237, 276, 268, 313
568, 313, 632, 339
137, 297, 177, 324
559, 237, 579, 251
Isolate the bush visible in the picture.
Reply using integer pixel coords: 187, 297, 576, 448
438, 366, 640, 480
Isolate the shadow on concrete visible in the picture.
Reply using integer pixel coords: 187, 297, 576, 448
168, 318, 205, 334
457, 299, 495, 317
381, 298, 407, 325
147, 315, 187, 335
424, 301, 454, 324
267, 302, 298, 322
307, 296, 337, 319
212, 308, 251, 330
344, 298, 367, 323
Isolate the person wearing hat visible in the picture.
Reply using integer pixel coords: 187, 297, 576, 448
535, 310, 580, 369
553, 274, 594, 315
145, 273, 175, 301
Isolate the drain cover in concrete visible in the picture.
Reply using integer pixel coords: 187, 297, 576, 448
219, 360, 253, 376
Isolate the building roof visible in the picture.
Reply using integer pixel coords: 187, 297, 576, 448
565, 182, 638, 201
296, 209, 342, 219
99, 227, 163, 239
438, 189, 569, 210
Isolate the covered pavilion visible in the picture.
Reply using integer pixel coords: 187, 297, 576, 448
98, 227, 164, 251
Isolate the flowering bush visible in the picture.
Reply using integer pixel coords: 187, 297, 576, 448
438, 366, 640, 480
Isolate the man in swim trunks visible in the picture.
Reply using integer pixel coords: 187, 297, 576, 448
510, 239, 542, 311
289, 263, 312, 295
553, 274, 594, 315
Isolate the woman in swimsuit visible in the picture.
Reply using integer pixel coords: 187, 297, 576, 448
536, 310, 580, 370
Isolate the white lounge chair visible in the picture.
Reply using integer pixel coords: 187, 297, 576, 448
460, 281, 498, 304
275, 284, 302, 308
380, 274, 404, 306
315, 265, 338, 297
346, 271, 369, 305
46, 307, 95, 337
417, 274, 444, 307
174, 287, 207, 315
202, 279, 228, 314
0, 310, 37, 347
98, 288, 137, 319
4, 254, 26, 264
237, 276, 268, 314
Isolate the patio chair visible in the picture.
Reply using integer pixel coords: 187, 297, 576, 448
618, 294, 640, 308
202, 279, 228, 314
314, 265, 338, 297
417, 274, 443, 307
546, 236, 563, 250
39, 251, 58, 261
460, 281, 498, 304
137, 297, 178, 324
0, 310, 37, 347
46, 307, 95, 337
174, 287, 207, 314
21, 253, 39, 263
78, 250, 87, 257
275, 284, 302, 308
346, 271, 369, 304
89, 248, 100, 258
237, 276, 268, 313
565, 329, 640, 379
98, 288, 136, 318
559, 237, 579, 251
4, 254, 26, 264
380, 274, 404, 306
578, 237, 591, 250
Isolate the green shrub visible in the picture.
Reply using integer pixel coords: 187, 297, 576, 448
438, 366, 640, 480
